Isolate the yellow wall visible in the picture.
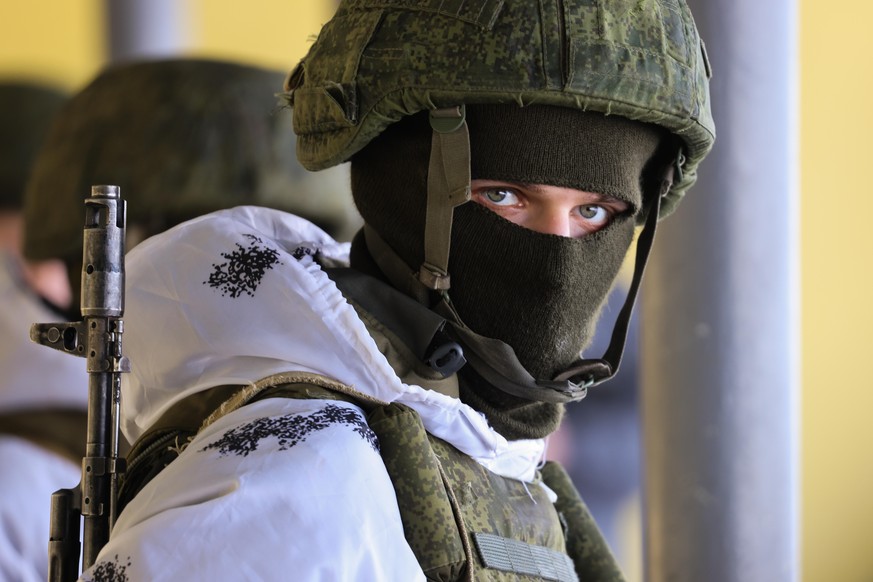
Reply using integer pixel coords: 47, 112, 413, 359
800, 2, 873, 581
3, 2, 873, 580
188, 0, 332, 73
0, 0, 103, 90
0, 1, 331, 89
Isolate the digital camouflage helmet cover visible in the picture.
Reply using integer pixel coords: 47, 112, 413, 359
286, 0, 714, 213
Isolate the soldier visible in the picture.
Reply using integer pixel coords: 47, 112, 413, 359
24, 58, 358, 303
18, 58, 356, 581
0, 81, 80, 582
84, 1, 714, 580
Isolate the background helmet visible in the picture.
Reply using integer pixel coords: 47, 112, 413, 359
0, 82, 67, 209
285, 0, 714, 217
24, 58, 359, 273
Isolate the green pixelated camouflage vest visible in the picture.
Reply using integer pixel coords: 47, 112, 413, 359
255, 380, 626, 581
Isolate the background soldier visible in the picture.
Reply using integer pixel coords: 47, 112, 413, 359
81, 1, 714, 580
0, 81, 81, 582
19, 58, 356, 580
24, 57, 359, 306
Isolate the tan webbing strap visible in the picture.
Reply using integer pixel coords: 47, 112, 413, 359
420, 106, 471, 290
198, 371, 383, 433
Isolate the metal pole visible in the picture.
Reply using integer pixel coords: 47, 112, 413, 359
640, 0, 800, 581
103, 0, 193, 63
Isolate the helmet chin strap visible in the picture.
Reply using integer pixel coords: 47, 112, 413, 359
361, 105, 679, 404
360, 105, 471, 304
418, 106, 471, 291
550, 180, 666, 390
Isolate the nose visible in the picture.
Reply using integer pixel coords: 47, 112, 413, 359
526, 207, 573, 237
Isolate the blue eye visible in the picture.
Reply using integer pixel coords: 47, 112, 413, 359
482, 188, 519, 206
579, 205, 608, 223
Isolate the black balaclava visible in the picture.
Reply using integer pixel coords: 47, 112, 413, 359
351, 105, 665, 439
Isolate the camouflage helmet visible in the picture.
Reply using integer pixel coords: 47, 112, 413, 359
285, 0, 715, 217
24, 58, 359, 266
0, 81, 67, 209
285, 1, 715, 399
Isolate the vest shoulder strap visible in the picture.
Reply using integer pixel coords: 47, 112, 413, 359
0, 409, 86, 463
541, 461, 626, 581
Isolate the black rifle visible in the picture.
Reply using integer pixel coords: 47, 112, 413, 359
31, 185, 129, 581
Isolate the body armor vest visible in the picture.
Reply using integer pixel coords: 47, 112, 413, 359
121, 379, 625, 581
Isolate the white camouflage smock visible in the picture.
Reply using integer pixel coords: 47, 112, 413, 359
81, 207, 548, 581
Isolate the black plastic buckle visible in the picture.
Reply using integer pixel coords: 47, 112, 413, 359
424, 336, 466, 378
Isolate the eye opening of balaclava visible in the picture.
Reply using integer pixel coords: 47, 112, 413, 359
351, 105, 671, 438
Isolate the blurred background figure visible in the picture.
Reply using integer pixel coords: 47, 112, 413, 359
0, 81, 87, 582
5, 57, 357, 581
24, 58, 359, 312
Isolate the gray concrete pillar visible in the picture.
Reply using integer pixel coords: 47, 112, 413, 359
103, 0, 194, 63
640, 1, 800, 581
